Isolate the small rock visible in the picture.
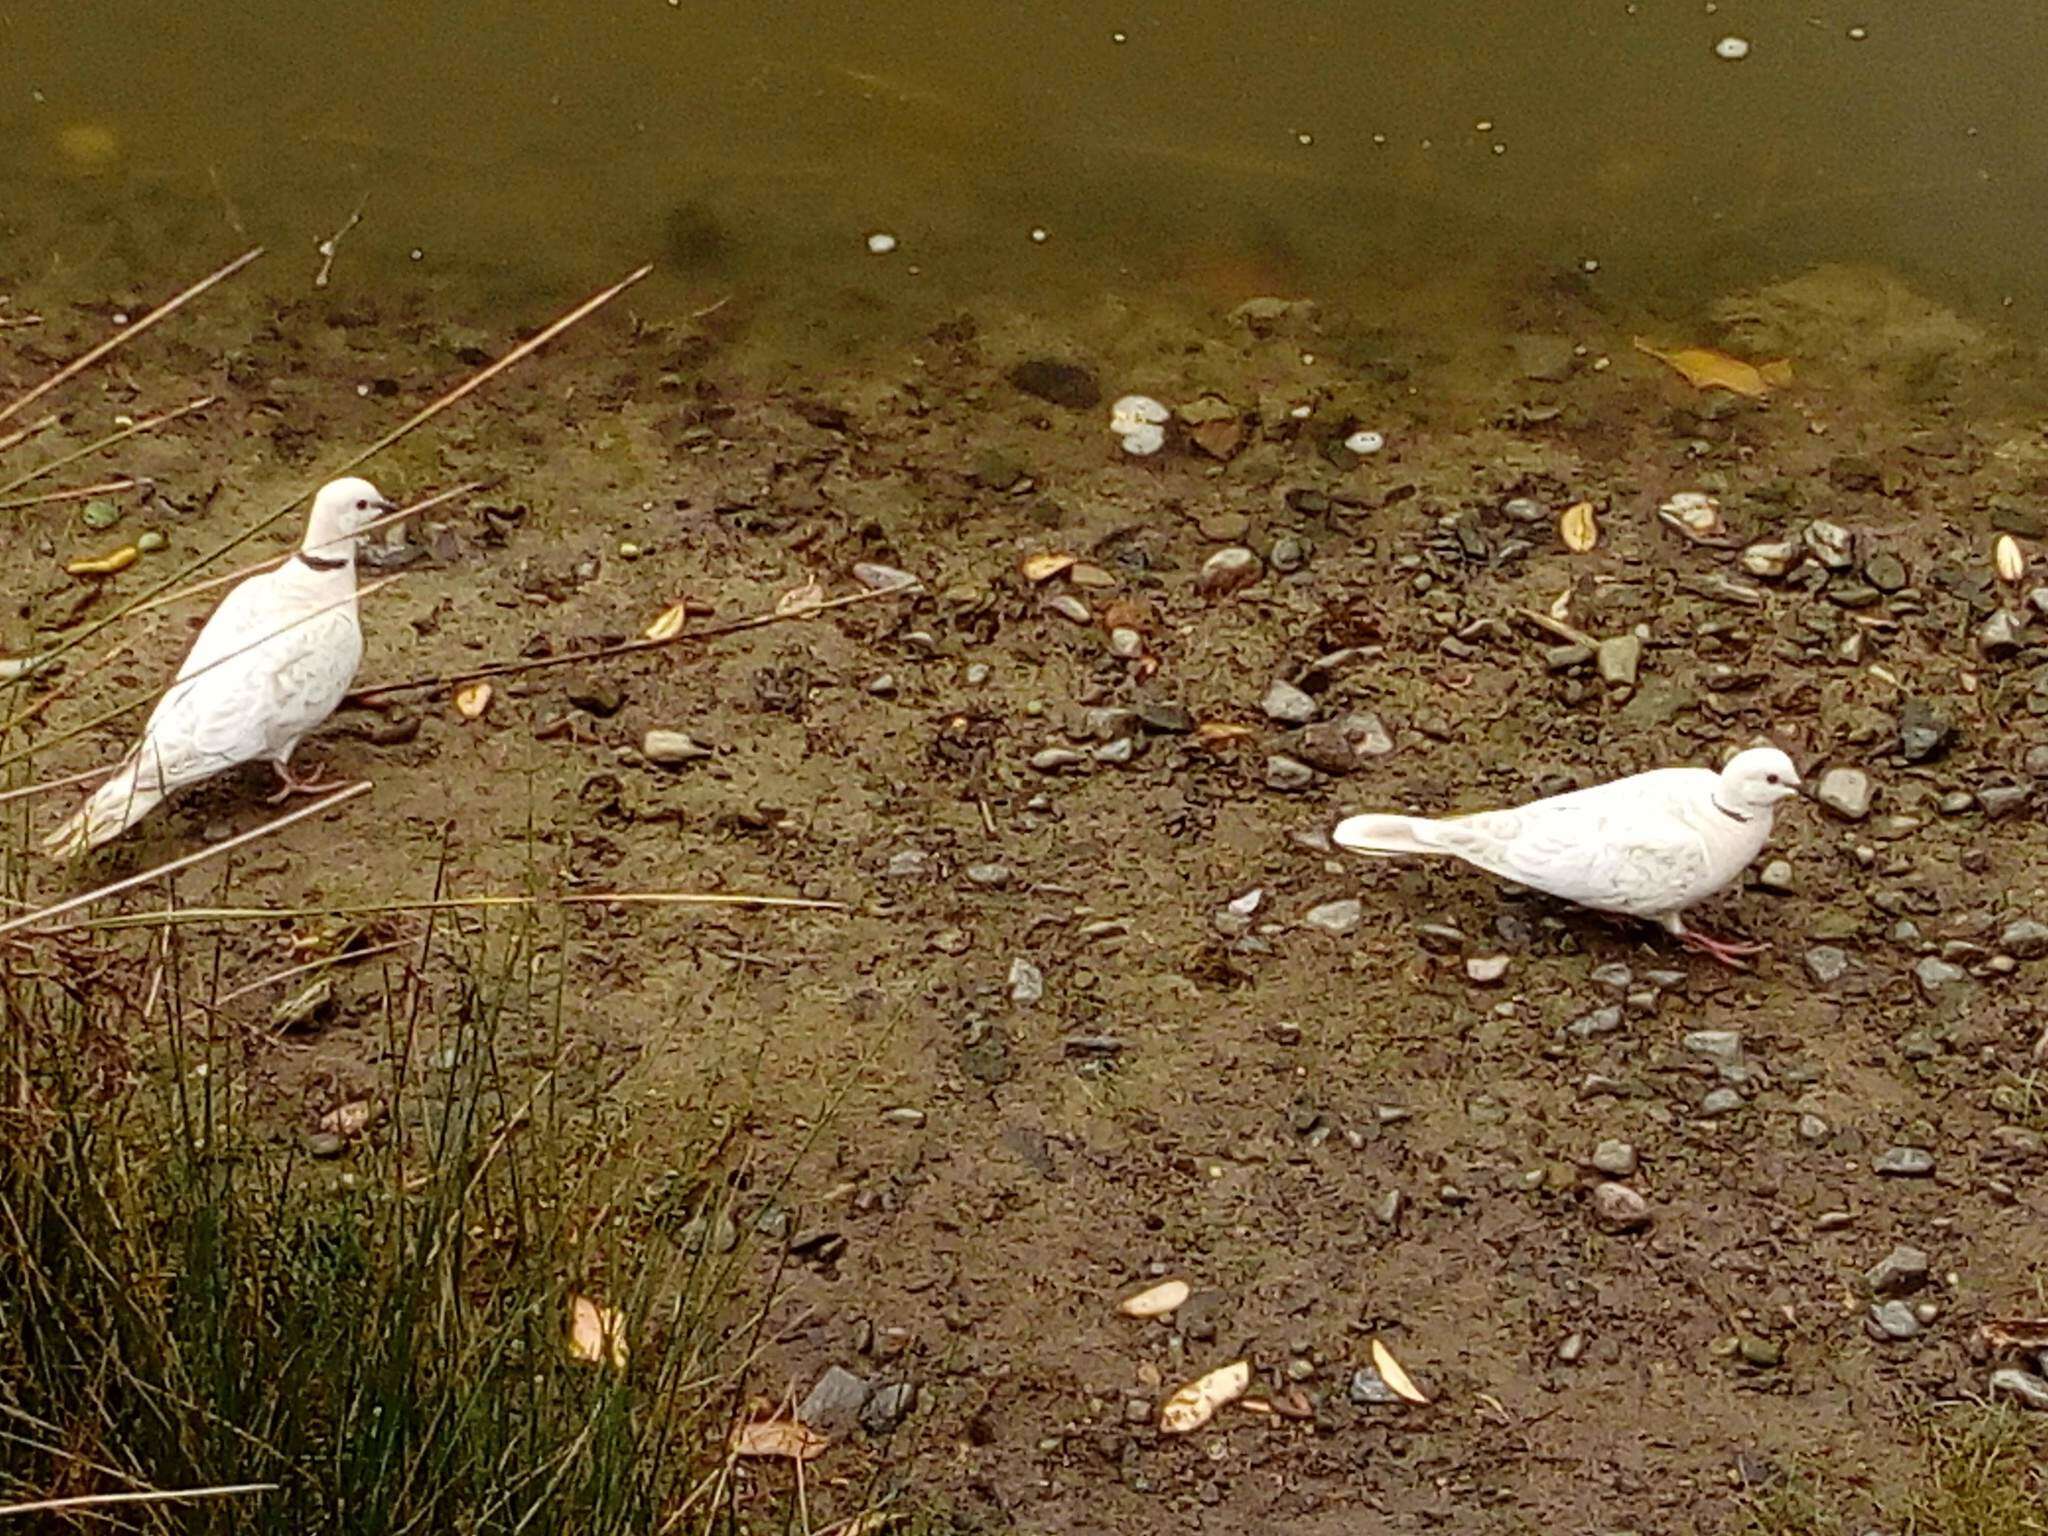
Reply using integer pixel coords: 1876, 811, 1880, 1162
1270, 534, 1309, 572
1008, 957, 1044, 1005
1741, 540, 1801, 579
1979, 783, 2032, 819
1804, 520, 1855, 570
884, 849, 929, 880
852, 561, 917, 592
881, 1107, 926, 1127
1006, 359, 1101, 410
1591, 1139, 1638, 1177
1759, 859, 1796, 891
865, 673, 898, 696
1869, 1301, 1921, 1340
304, 1130, 346, 1158
272, 978, 334, 1033
963, 861, 1012, 888
1804, 946, 1849, 986
1816, 767, 1873, 820
1874, 1146, 1936, 1177
1999, 917, 2048, 958
1030, 747, 1086, 773
797, 1366, 872, 1435
861, 1381, 915, 1432
1684, 1029, 1744, 1061
1544, 642, 1593, 672
1348, 1366, 1403, 1406
1303, 899, 1363, 937
1465, 954, 1509, 984
1567, 1005, 1624, 1039
1294, 711, 1395, 774
1865, 1245, 1931, 1297
1590, 1181, 1652, 1233
1699, 1088, 1745, 1118
1261, 680, 1317, 724
1196, 546, 1262, 598
1898, 698, 1953, 763
1797, 1113, 1830, 1143
1555, 1331, 1588, 1364
1266, 754, 1316, 791
1046, 592, 1092, 624
1990, 1368, 2048, 1410
1738, 1336, 1783, 1369
1979, 609, 2027, 660
643, 729, 713, 764
1107, 626, 1145, 659
1913, 956, 1967, 1003
1596, 634, 1642, 687
136, 529, 167, 554
567, 681, 624, 717
1863, 549, 1909, 592
1514, 332, 1576, 381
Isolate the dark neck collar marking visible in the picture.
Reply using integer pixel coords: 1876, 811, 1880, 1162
296, 549, 349, 571
1712, 797, 1752, 825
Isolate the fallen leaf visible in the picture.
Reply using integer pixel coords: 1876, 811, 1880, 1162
317, 1099, 372, 1138
1370, 1337, 1430, 1405
1159, 1360, 1250, 1434
567, 1294, 628, 1371
66, 544, 139, 576
1270, 1386, 1316, 1420
1559, 501, 1599, 553
644, 601, 689, 641
1189, 416, 1244, 461
454, 681, 493, 719
1118, 1279, 1191, 1319
1996, 534, 2026, 584
1632, 336, 1792, 398
1021, 551, 1076, 584
775, 576, 826, 618
1191, 720, 1255, 751
730, 1418, 830, 1461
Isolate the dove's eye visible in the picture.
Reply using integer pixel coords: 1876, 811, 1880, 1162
355, 499, 368, 511
1766, 773, 1781, 784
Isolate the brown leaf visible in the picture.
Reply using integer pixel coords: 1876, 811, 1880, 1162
567, 1294, 628, 1371
1159, 1360, 1249, 1434
454, 681, 493, 719
775, 576, 826, 617
1558, 501, 1598, 553
1021, 551, 1076, 584
730, 1418, 831, 1461
1632, 336, 1792, 398
644, 601, 689, 641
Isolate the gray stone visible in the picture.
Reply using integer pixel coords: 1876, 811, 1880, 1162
1590, 1181, 1652, 1233
1294, 711, 1395, 774
2001, 917, 2048, 958
1759, 859, 1797, 892
1596, 635, 1643, 687
643, 729, 715, 765
1265, 754, 1316, 790
1544, 642, 1593, 671
964, 862, 1013, 888
1990, 1368, 2048, 1410
852, 561, 917, 592
1567, 1005, 1625, 1039
1874, 1146, 1936, 1177
1865, 1245, 1931, 1297
1591, 1138, 1638, 1177
1465, 954, 1510, 984
861, 1381, 915, 1432
1030, 747, 1086, 772
1898, 698, 1954, 763
1816, 767, 1873, 820
1348, 1365, 1403, 1406
1870, 1301, 1921, 1340
1980, 783, 2032, 819
1684, 1029, 1744, 1061
1864, 549, 1909, 592
1804, 520, 1855, 570
884, 849, 930, 880
1979, 609, 2028, 660
1804, 946, 1849, 986
1742, 540, 1800, 579
1008, 957, 1044, 1005
797, 1366, 872, 1435
1699, 1088, 1745, 1118
1798, 1113, 1831, 1143
1590, 962, 1634, 994
1261, 680, 1318, 724
1196, 546, 1262, 598
305, 1131, 345, 1159
1303, 899, 1363, 937
1913, 956, 1968, 1003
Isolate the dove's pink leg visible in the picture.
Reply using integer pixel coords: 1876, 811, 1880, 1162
265, 753, 342, 803
1677, 927, 1769, 968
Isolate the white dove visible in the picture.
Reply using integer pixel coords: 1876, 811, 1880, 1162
45, 476, 395, 856
1331, 746, 1802, 966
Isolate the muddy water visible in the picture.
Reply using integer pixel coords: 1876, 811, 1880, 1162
8, 1, 2048, 365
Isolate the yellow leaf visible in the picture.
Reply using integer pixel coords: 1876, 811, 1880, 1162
1370, 1337, 1430, 1405
730, 1418, 831, 1461
1191, 720, 1255, 751
66, 544, 138, 576
1021, 551, 1076, 584
1118, 1279, 1190, 1319
1559, 501, 1598, 553
567, 1294, 628, 1371
1996, 534, 2026, 584
644, 601, 689, 641
1159, 1359, 1249, 1434
1632, 337, 1790, 398
454, 681, 492, 719
775, 576, 826, 618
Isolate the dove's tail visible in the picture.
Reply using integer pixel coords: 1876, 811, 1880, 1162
1330, 813, 1463, 859
43, 760, 163, 858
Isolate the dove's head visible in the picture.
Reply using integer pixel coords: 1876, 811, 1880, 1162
1719, 746, 1802, 814
302, 476, 396, 560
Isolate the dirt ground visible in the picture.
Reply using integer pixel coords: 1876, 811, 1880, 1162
5, 251, 2048, 1533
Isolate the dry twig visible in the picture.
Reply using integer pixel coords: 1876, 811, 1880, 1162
0, 395, 216, 500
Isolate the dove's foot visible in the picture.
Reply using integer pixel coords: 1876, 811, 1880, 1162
265, 762, 341, 803
1678, 928, 1769, 969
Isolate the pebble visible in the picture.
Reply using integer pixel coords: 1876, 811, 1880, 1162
1803, 946, 1848, 986
1590, 1181, 1652, 1233
862, 1381, 915, 1432
567, 681, 624, 717
1544, 642, 1593, 672
137, 528, 168, 553
1874, 1146, 1936, 1177
964, 862, 1012, 888
1295, 711, 1396, 774
1865, 1244, 1930, 1297
1046, 592, 1092, 624
1261, 680, 1318, 724
1758, 858, 1796, 892
1567, 1005, 1624, 1039
1714, 34, 1751, 60
1684, 1030, 1743, 1062
1912, 956, 1967, 1003
1738, 1336, 1782, 1369
1804, 520, 1854, 569
1030, 747, 1085, 772
884, 849, 929, 880
1465, 954, 1509, 984
1898, 697, 1954, 762
1265, 754, 1316, 791
1798, 1113, 1830, 1143
852, 561, 917, 592
1869, 1301, 1921, 1341
642, 730, 714, 765
1741, 540, 1800, 579
1196, 546, 1262, 598
1990, 1368, 2048, 1410
1979, 783, 2032, 819
1699, 1088, 1745, 1118
305, 1130, 345, 1159
1348, 1366, 1403, 1406
1815, 767, 1873, 820
1008, 957, 1044, 1005
865, 673, 897, 696
2000, 917, 2048, 958
1596, 634, 1642, 687
1864, 549, 1908, 591
1591, 1139, 1638, 1178
798, 1366, 872, 1434
1303, 899, 1363, 937
881, 1107, 926, 1127
1107, 626, 1145, 659
1979, 609, 2027, 659
1555, 1331, 1587, 1364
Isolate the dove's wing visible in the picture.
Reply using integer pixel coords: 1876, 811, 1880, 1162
131, 567, 361, 792
1432, 768, 1721, 918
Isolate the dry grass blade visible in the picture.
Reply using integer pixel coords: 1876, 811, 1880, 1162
0, 1483, 278, 1518
0, 476, 145, 512
0, 395, 215, 501
211, 936, 412, 1009
0, 412, 60, 455
0, 781, 370, 941
46, 888, 847, 935
0, 247, 263, 428
349, 583, 916, 700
